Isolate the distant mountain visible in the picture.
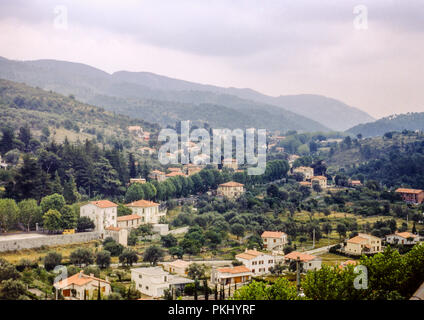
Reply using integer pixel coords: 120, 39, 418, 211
347, 112, 424, 137
0, 56, 373, 131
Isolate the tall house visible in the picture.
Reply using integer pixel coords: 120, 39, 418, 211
395, 188, 424, 204
293, 166, 314, 180
261, 231, 288, 251
125, 200, 166, 224
79, 200, 118, 232
344, 233, 382, 256
217, 181, 245, 199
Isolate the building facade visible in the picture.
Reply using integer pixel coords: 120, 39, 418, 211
293, 166, 314, 180
235, 249, 281, 276
217, 181, 245, 199
210, 266, 252, 286
261, 231, 288, 251
345, 233, 382, 255
125, 200, 166, 224
54, 271, 111, 300
395, 188, 424, 204
79, 200, 118, 232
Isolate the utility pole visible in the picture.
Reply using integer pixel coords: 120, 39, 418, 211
296, 257, 301, 295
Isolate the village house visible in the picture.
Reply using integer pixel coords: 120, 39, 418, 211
311, 176, 327, 189
283, 251, 322, 272
235, 249, 282, 276
348, 179, 362, 187
217, 181, 245, 199
183, 163, 204, 176
163, 259, 191, 276
223, 158, 238, 170
53, 271, 111, 300
125, 200, 166, 224
148, 170, 166, 182
104, 226, 128, 246
293, 166, 314, 180
261, 231, 288, 251
165, 171, 187, 178
344, 233, 382, 256
79, 200, 118, 232
127, 126, 143, 139
129, 178, 146, 185
386, 232, 421, 245
395, 188, 424, 204
117, 214, 143, 230
210, 266, 252, 286
131, 267, 193, 298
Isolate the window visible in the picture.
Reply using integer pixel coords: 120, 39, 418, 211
146, 286, 149, 290
139, 275, 142, 279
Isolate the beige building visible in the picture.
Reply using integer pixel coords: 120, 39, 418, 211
261, 231, 288, 251
345, 233, 382, 256
117, 214, 143, 229
386, 232, 421, 245
235, 249, 282, 276
129, 178, 146, 185
54, 271, 111, 300
183, 164, 204, 176
163, 259, 191, 276
210, 266, 252, 286
311, 176, 327, 189
284, 251, 322, 272
217, 181, 245, 199
125, 200, 166, 224
148, 170, 166, 182
223, 158, 238, 170
293, 166, 314, 180
80, 200, 118, 232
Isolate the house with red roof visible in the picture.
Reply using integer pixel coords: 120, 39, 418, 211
395, 188, 424, 204
210, 265, 253, 286
217, 181, 245, 199
283, 251, 322, 271
344, 233, 382, 255
235, 249, 282, 276
125, 200, 166, 224
386, 232, 421, 245
261, 231, 288, 251
79, 200, 118, 232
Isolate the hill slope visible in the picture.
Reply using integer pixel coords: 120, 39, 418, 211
0, 78, 158, 147
347, 112, 424, 137
0, 56, 373, 131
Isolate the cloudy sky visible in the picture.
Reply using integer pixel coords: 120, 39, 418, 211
0, 0, 423, 118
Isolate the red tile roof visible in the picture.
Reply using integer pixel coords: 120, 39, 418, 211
90, 200, 118, 208
117, 214, 142, 222
54, 271, 110, 289
261, 231, 286, 238
125, 200, 159, 208
284, 251, 317, 262
395, 188, 424, 194
217, 266, 251, 274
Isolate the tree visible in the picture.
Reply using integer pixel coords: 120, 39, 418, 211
231, 223, 245, 240
0, 199, 19, 232
169, 246, 184, 259
40, 193, 66, 214
0, 279, 27, 300
43, 209, 63, 233
336, 223, 347, 239
117, 204, 132, 217
61, 205, 77, 229
103, 238, 124, 256
232, 278, 300, 300
119, 249, 139, 266
44, 252, 62, 271
322, 222, 332, 237
18, 199, 42, 232
161, 234, 178, 248
186, 263, 206, 280
76, 216, 95, 232
96, 250, 111, 269
125, 183, 144, 203
0, 258, 20, 282
142, 245, 164, 265
63, 175, 80, 204
70, 248, 94, 267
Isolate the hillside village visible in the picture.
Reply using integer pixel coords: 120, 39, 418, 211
0, 91, 424, 300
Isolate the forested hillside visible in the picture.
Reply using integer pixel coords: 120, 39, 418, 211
347, 112, 424, 137
0, 79, 159, 147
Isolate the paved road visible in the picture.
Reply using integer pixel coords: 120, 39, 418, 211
305, 243, 339, 255
110, 259, 232, 268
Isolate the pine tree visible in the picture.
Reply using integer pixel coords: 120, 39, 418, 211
63, 175, 80, 204
128, 153, 137, 178
51, 171, 64, 195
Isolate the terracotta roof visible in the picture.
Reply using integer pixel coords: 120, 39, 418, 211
166, 172, 186, 177
350, 180, 362, 185
311, 176, 327, 181
261, 231, 286, 239
395, 188, 424, 194
219, 181, 244, 187
90, 200, 118, 208
347, 236, 368, 244
54, 271, 110, 289
395, 232, 419, 239
125, 200, 159, 208
339, 260, 359, 269
117, 214, 142, 222
236, 250, 263, 260
284, 251, 317, 262
299, 181, 312, 186
105, 226, 121, 231
167, 167, 182, 172
217, 266, 251, 274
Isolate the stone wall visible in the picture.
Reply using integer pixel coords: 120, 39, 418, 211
0, 232, 102, 252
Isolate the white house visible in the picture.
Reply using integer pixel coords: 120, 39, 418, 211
79, 200, 118, 232
261, 231, 288, 251
125, 200, 166, 224
235, 249, 282, 276
284, 251, 322, 272
386, 232, 421, 245
131, 267, 193, 298
344, 233, 382, 256
210, 266, 252, 286
293, 166, 314, 180
54, 271, 111, 300
117, 214, 142, 230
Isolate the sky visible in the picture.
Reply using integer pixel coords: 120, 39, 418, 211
0, 0, 423, 119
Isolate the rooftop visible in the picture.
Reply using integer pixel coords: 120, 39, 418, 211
125, 200, 159, 208
117, 214, 142, 222
284, 251, 317, 262
261, 231, 286, 239
90, 200, 118, 208
219, 181, 244, 187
